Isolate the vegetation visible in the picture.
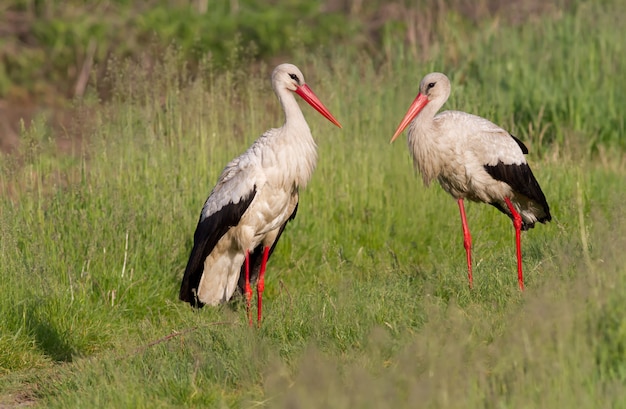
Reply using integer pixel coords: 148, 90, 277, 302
1, 0, 626, 407
1, 0, 361, 99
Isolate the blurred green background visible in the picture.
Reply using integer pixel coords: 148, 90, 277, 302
0, 0, 575, 151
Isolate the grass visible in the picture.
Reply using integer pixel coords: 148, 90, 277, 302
2, 1, 626, 407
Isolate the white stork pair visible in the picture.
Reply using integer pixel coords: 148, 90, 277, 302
179, 65, 551, 324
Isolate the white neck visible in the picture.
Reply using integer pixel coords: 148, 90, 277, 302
408, 97, 448, 186
276, 87, 307, 130
271, 86, 317, 189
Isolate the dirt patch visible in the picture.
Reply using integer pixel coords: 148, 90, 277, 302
0, 97, 86, 156
0, 100, 33, 154
0, 392, 36, 408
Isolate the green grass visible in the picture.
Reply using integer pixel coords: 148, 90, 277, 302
2, 1, 626, 407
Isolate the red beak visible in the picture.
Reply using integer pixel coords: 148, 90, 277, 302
390, 93, 429, 143
295, 84, 342, 128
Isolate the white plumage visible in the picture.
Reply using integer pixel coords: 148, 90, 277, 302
391, 72, 551, 290
180, 64, 341, 324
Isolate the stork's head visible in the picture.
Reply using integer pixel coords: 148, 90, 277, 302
272, 63, 305, 93
390, 72, 451, 143
418, 72, 451, 103
272, 63, 342, 128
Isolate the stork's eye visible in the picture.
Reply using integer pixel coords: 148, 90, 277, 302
289, 73, 300, 84
427, 82, 436, 89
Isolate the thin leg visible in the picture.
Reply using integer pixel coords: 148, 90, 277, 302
457, 198, 473, 289
244, 250, 253, 326
257, 246, 270, 326
504, 197, 524, 291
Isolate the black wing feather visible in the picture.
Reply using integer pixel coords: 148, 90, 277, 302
484, 162, 551, 229
509, 133, 529, 154
237, 202, 299, 293
179, 187, 257, 307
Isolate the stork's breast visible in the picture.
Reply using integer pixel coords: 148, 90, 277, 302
242, 186, 294, 233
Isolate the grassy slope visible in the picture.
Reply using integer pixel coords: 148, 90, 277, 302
1, 2, 626, 408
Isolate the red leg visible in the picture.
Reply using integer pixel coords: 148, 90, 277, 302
257, 246, 270, 326
504, 197, 524, 291
457, 198, 473, 289
244, 250, 253, 326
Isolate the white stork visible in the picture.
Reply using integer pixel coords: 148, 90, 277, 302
390, 72, 551, 290
179, 63, 342, 324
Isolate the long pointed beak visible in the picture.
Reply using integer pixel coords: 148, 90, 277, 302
295, 84, 342, 128
390, 93, 429, 143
